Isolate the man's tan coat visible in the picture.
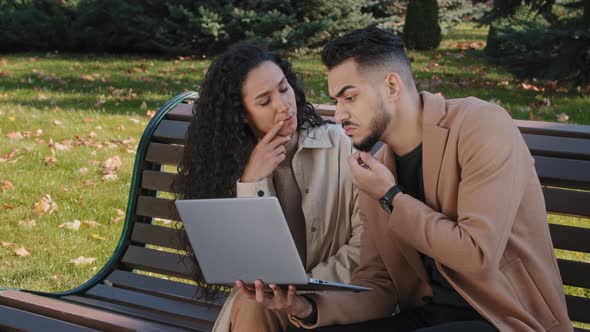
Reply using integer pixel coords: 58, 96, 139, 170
291, 92, 571, 331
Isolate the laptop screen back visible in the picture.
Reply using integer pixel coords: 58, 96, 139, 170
175, 197, 309, 285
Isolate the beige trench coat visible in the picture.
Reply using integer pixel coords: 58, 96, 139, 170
212, 124, 363, 332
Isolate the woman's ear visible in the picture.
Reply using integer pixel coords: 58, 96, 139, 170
384, 72, 403, 100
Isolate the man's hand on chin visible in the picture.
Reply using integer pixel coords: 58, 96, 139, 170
348, 151, 396, 200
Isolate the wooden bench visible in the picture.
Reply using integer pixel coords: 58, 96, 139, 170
0, 92, 588, 331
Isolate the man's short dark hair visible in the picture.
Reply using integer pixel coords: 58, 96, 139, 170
322, 27, 413, 81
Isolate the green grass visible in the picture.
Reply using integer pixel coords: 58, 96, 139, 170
0, 23, 589, 327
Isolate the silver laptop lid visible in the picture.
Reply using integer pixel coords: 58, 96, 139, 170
175, 197, 309, 285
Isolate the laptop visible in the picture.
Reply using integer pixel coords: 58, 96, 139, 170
175, 197, 371, 292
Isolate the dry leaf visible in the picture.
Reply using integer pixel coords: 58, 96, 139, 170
82, 220, 100, 228
129, 118, 140, 124
7, 131, 22, 140
44, 155, 57, 165
140, 101, 147, 110
33, 194, 57, 216
116, 125, 126, 131
52, 120, 63, 126
103, 156, 122, 175
557, 113, 569, 123
18, 219, 36, 228
2, 241, 15, 248
69, 256, 96, 265
35, 129, 43, 137
78, 167, 89, 174
14, 245, 30, 257
83, 118, 96, 123
146, 110, 156, 118
59, 219, 81, 231
1, 180, 15, 191
112, 209, 125, 223
90, 234, 106, 241
102, 173, 118, 181
83, 179, 95, 187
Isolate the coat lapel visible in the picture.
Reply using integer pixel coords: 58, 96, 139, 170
421, 92, 449, 212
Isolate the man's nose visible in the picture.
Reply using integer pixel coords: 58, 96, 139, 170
334, 104, 349, 124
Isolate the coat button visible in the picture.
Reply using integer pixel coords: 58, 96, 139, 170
257, 190, 264, 197
311, 227, 317, 232
305, 188, 309, 194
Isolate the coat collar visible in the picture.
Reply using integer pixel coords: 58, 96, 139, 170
420, 91, 449, 212
298, 124, 334, 150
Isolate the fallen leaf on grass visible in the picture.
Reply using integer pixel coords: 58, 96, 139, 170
44, 155, 57, 165
557, 113, 569, 123
112, 209, 125, 223
102, 174, 118, 181
18, 219, 36, 228
83, 179, 95, 187
90, 234, 106, 241
82, 220, 101, 228
52, 120, 63, 126
1, 180, 15, 191
146, 110, 156, 118
2, 241, 15, 248
33, 194, 57, 216
69, 256, 96, 265
14, 246, 30, 257
103, 156, 122, 174
7, 131, 22, 140
59, 219, 81, 231
140, 101, 147, 110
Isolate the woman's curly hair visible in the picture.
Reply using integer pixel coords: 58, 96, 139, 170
175, 42, 326, 301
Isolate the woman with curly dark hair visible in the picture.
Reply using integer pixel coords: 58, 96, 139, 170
176, 43, 362, 332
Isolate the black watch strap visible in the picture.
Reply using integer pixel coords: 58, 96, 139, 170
383, 185, 402, 203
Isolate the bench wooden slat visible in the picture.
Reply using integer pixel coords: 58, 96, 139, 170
131, 222, 184, 250
166, 103, 193, 121
516, 119, 590, 140
136, 196, 179, 221
0, 290, 182, 332
523, 134, 590, 161
566, 294, 590, 325
142, 170, 179, 194
534, 156, 590, 190
121, 245, 196, 279
153, 120, 189, 144
0, 304, 100, 332
86, 284, 220, 325
549, 223, 590, 253
64, 295, 208, 332
544, 187, 590, 218
145, 142, 184, 166
557, 259, 590, 289
106, 270, 227, 307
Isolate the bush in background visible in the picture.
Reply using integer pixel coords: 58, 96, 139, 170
404, 0, 442, 50
485, 1, 590, 83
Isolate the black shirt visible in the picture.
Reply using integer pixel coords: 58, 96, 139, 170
394, 144, 471, 308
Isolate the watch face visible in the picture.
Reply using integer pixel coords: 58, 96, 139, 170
379, 199, 392, 214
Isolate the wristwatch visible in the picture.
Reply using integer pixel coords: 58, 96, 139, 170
379, 185, 402, 214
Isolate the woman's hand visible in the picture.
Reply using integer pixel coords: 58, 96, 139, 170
241, 121, 292, 183
236, 280, 313, 318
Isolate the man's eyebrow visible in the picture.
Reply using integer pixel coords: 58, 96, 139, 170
332, 85, 356, 98
254, 77, 287, 100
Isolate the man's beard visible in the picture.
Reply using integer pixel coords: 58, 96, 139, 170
353, 106, 390, 152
